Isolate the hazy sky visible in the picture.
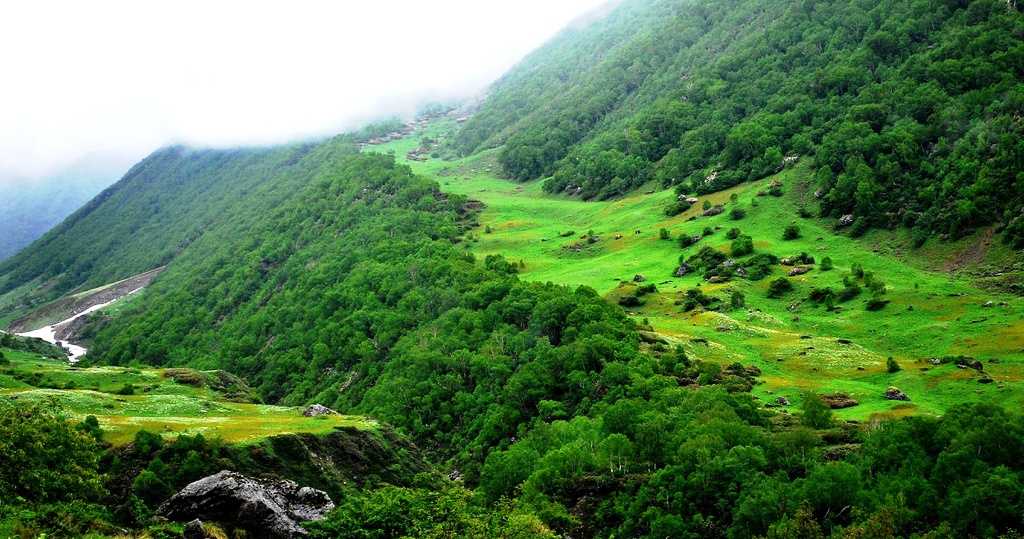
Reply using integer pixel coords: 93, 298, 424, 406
0, 0, 607, 184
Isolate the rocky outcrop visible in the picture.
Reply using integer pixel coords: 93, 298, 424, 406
674, 263, 692, 277
302, 404, 337, 417
883, 387, 910, 401
702, 205, 725, 217
955, 357, 984, 371
821, 393, 859, 409
837, 214, 855, 228
159, 471, 334, 538
788, 266, 811, 276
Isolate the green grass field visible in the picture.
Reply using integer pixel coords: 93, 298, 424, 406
368, 118, 1024, 422
0, 348, 375, 445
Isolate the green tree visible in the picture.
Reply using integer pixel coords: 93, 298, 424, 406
0, 404, 105, 503
884, 358, 900, 375
800, 393, 833, 429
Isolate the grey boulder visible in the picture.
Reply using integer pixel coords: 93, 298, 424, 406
159, 470, 334, 538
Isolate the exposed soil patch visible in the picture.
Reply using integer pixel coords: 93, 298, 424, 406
944, 227, 994, 273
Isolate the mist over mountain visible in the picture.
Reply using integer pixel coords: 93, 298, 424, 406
1, 1, 1022, 538
0, 152, 135, 260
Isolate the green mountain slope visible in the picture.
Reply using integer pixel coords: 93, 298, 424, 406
459, 0, 1024, 245
0, 154, 131, 261
2, 2, 1024, 537
0, 143, 326, 318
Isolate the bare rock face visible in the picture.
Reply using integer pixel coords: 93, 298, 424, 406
159, 471, 334, 538
837, 214, 855, 227
302, 404, 337, 417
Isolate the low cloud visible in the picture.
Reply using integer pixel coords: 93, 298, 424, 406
0, 0, 607, 184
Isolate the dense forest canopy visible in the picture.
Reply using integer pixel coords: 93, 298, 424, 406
2, 0, 1024, 537
0, 142, 323, 317
26, 139, 1017, 538
457, 0, 1024, 245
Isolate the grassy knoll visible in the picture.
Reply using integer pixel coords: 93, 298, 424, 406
0, 348, 375, 445
368, 118, 1024, 421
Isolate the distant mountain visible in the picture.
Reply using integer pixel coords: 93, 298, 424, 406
457, 0, 1024, 246
0, 153, 135, 261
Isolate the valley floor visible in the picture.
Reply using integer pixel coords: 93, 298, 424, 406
0, 347, 375, 445
368, 118, 1024, 422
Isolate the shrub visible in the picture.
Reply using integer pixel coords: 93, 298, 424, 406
132, 467, 172, 507
819, 256, 833, 271
886, 357, 901, 373
783, 225, 801, 240
839, 279, 862, 302
0, 404, 105, 503
664, 201, 691, 217
767, 277, 793, 298
484, 225, 493, 234
865, 274, 886, 296
618, 295, 643, 307
743, 253, 778, 281
800, 393, 833, 428
850, 263, 864, 278
808, 287, 835, 304
0, 351, 7, 365
679, 234, 701, 248
681, 288, 719, 311
866, 298, 890, 311
636, 283, 657, 296
133, 429, 164, 455
117, 383, 136, 395
850, 217, 869, 237
726, 228, 741, 240
484, 254, 519, 274
702, 226, 714, 236
729, 207, 746, 220
702, 199, 712, 210
731, 235, 754, 257
730, 291, 745, 309
686, 246, 728, 273
659, 228, 670, 240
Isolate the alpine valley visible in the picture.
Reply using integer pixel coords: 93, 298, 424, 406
1, 0, 1023, 537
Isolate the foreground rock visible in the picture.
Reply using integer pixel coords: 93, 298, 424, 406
159, 470, 334, 538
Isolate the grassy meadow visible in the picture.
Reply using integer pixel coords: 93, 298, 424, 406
368, 118, 1024, 421
0, 348, 375, 445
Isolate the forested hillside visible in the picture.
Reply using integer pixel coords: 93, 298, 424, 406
3, 0, 1024, 537
457, 0, 1024, 245
0, 156, 129, 261
0, 143, 328, 318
